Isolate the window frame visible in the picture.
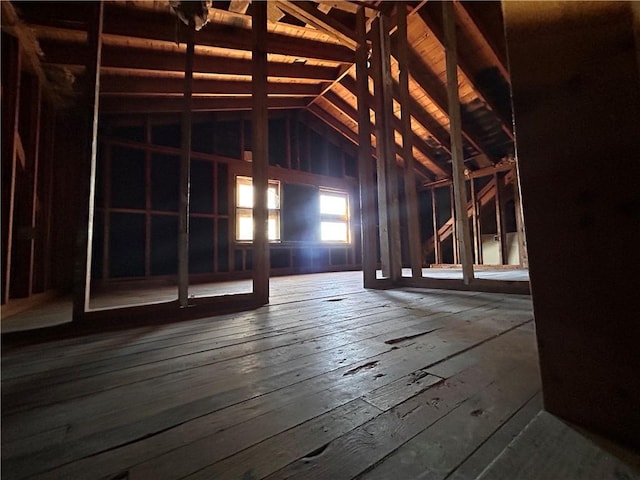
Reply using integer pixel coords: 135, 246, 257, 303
319, 188, 350, 243
235, 175, 281, 243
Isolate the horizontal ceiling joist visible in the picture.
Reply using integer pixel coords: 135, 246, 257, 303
100, 96, 310, 114
38, 40, 341, 81
100, 76, 322, 97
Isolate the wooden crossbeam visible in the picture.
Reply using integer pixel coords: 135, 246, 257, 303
99, 96, 310, 114
100, 76, 322, 97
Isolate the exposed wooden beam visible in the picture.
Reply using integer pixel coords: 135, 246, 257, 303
72, 1, 103, 321
178, 18, 195, 308
389, 35, 491, 161
1, 32, 21, 304
443, 0, 474, 283
275, 1, 358, 50
228, 0, 250, 15
453, 1, 509, 81
99, 96, 310, 114
431, 188, 442, 264
422, 161, 516, 188
252, 1, 269, 304
39, 39, 341, 81
338, 77, 448, 179
308, 104, 359, 146
397, 3, 424, 277
27, 4, 355, 63
371, 15, 402, 281
99, 76, 322, 97
493, 173, 506, 265
416, 5, 514, 140
355, 5, 377, 288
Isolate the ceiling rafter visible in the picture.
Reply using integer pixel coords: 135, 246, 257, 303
38, 39, 341, 81
415, 5, 514, 140
274, 0, 358, 50
389, 33, 494, 162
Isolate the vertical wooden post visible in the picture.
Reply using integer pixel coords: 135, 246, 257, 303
102, 143, 111, 280
470, 177, 482, 264
371, 18, 390, 278
355, 6, 377, 288
494, 172, 505, 264
397, 3, 423, 278
449, 186, 459, 264
252, 1, 269, 304
513, 167, 528, 267
72, 1, 103, 319
443, 1, 474, 283
431, 187, 442, 264
371, 14, 402, 281
178, 18, 195, 308
2, 33, 21, 304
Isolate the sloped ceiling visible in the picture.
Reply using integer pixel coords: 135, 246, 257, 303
9, 0, 514, 183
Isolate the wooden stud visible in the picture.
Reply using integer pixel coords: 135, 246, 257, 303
449, 186, 459, 265
397, 3, 423, 277
72, 1, 103, 319
178, 18, 195, 308
252, 1, 269, 304
378, 14, 402, 281
513, 169, 528, 268
494, 173, 505, 265
442, 0, 474, 284
430, 188, 442, 265
1, 33, 21, 304
355, 6, 376, 288
470, 177, 482, 264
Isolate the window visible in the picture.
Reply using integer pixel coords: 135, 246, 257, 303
320, 189, 350, 242
236, 176, 280, 241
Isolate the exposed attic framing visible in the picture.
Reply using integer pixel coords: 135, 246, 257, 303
10, 0, 514, 183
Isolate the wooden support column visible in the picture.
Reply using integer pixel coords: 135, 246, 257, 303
1, 33, 21, 304
371, 14, 402, 281
513, 168, 528, 267
72, 1, 103, 319
443, 1, 473, 283
449, 186, 459, 264
431, 188, 442, 264
470, 177, 483, 264
252, 1, 269, 303
11, 73, 41, 298
178, 19, 195, 308
494, 172, 505, 265
397, 3, 423, 278
355, 6, 377, 288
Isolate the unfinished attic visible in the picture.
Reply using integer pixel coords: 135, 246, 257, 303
2, 1, 639, 480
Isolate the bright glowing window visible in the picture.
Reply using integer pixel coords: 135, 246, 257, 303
320, 190, 349, 242
236, 176, 280, 241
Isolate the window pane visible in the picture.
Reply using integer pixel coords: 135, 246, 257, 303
321, 221, 348, 242
237, 209, 253, 241
320, 194, 347, 216
237, 181, 253, 208
268, 186, 279, 209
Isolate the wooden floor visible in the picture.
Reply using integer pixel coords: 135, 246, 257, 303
1, 272, 636, 480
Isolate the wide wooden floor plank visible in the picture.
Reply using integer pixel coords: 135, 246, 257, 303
1, 272, 562, 480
